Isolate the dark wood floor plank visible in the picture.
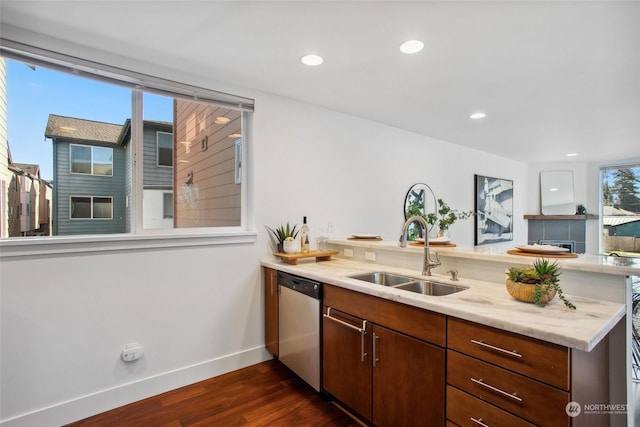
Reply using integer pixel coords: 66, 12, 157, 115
65, 359, 361, 426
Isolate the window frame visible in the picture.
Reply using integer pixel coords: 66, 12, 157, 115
156, 131, 173, 168
0, 38, 256, 256
70, 196, 113, 220
70, 144, 114, 177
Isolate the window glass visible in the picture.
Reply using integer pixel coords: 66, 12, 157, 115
157, 132, 173, 167
163, 193, 173, 219
173, 100, 242, 228
601, 165, 640, 256
70, 145, 91, 174
93, 147, 114, 176
93, 197, 113, 219
70, 197, 91, 219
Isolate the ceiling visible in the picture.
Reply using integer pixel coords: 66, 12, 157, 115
1, 1, 639, 164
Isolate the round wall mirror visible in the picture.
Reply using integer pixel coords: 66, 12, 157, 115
404, 183, 437, 238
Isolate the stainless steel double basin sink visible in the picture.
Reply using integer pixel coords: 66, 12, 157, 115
349, 271, 468, 296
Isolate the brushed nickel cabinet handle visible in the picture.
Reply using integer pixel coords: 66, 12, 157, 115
470, 339, 522, 358
373, 332, 379, 367
470, 417, 490, 427
324, 308, 368, 362
470, 377, 523, 402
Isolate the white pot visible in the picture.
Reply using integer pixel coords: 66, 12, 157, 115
283, 239, 300, 254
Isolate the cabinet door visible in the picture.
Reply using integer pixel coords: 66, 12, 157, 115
373, 325, 445, 427
264, 267, 278, 356
322, 306, 372, 421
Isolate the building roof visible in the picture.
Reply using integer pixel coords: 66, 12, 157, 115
45, 114, 124, 145
11, 163, 40, 176
603, 205, 639, 216
604, 216, 640, 227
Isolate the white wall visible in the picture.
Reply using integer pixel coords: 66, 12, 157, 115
0, 29, 530, 426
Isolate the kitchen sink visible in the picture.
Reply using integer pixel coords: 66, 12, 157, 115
349, 271, 469, 296
349, 272, 415, 286
394, 280, 468, 296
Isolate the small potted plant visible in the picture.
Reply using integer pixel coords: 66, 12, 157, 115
426, 198, 475, 238
265, 222, 299, 253
506, 258, 576, 309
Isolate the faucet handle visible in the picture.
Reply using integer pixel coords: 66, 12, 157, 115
446, 269, 459, 281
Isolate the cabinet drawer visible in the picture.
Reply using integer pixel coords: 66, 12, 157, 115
324, 284, 446, 346
448, 318, 569, 390
447, 385, 535, 427
448, 350, 569, 427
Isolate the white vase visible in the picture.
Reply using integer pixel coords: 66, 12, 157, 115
283, 239, 300, 254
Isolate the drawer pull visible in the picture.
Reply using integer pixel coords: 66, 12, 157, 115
470, 417, 490, 427
470, 339, 522, 358
470, 377, 523, 402
324, 307, 368, 362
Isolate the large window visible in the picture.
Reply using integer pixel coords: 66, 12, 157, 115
1, 40, 254, 241
70, 145, 113, 176
70, 196, 113, 219
601, 164, 640, 256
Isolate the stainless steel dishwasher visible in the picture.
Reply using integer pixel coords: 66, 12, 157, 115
278, 271, 321, 391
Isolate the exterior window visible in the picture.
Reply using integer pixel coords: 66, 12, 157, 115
157, 132, 173, 167
70, 197, 91, 218
70, 145, 113, 176
163, 193, 173, 219
93, 147, 114, 176
71, 196, 113, 219
3, 51, 253, 240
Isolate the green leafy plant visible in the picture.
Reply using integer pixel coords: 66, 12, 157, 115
507, 259, 575, 309
265, 222, 299, 252
426, 198, 475, 235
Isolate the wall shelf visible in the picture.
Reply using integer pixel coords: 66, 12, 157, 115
524, 215, 599, 220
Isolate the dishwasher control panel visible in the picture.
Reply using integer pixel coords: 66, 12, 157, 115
278, 271, 321, 300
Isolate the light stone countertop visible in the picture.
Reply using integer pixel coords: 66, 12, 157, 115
261, 256, 625, 352
328, 238, 640, 276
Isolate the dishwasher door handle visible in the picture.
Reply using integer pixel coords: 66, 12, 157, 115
324, 307, 368, 362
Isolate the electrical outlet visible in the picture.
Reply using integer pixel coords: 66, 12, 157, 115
121, 343, 144, 362
365, 251, 376, 261
344, 248, 354, 258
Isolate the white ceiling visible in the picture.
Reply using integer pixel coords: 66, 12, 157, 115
2, 1, 639, 164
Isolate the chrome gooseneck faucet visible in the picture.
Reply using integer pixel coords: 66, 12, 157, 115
399, 216, 441, 276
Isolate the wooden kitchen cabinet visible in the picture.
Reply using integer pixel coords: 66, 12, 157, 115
322, 307, 372, 420
263, 267, 278, 356
447, 317, 610, 427
372, 324, 445, 427
323, 284, 446, 426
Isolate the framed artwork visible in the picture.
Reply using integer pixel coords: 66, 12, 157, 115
475, 174, 513, 245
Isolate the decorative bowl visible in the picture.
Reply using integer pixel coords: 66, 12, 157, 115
506, 279, 556, 304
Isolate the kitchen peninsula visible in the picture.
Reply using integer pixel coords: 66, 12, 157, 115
262, 240, 637, 426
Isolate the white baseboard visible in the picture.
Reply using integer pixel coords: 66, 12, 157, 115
1, 346, 272, 427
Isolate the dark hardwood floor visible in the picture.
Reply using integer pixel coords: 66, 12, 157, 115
65, 359, 362, 426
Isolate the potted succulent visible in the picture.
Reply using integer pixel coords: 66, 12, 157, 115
426, 198, 475, 238
506, 258, 576, 309
265, 222, 299, 253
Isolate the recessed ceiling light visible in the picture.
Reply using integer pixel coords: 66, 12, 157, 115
469, 112, 486, 120
214, 116, 230, 125
566, 153, 578, 157
228, 133, 242, 138
301, 54, 323, 66
399, 40, 424, 54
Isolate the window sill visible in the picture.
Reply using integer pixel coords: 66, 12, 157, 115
0, 231, 257, 259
